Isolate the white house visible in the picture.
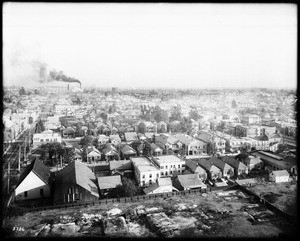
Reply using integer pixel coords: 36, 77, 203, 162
14, 158, 51, 201
33, 130, 62, 149
131, 156, 160, 187
150, 155, 185, 177
269, 170, 290, 183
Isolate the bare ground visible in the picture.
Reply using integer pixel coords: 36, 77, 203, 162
247, 181, 297, 216
3, 189, 297, 238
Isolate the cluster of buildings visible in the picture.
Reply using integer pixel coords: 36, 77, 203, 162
3, 86, 297, 207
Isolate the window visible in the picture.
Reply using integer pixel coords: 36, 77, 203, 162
46, 139, 49, 142
142, 181, 145, 186
165, 171, 168, 175
40, 189, 44, 196
142, 175, 145, 179
24, 191, 28, 197
161, 166, 164, 169
165, 166, 168, 169
157, 173, 159, 178
40, 139, 43, 142
170, 171, 172, 174
161, 172, 164, 176
149, 174, 152, 178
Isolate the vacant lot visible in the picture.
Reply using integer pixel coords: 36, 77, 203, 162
247, 181, 297, 216
3, 189, 296, 238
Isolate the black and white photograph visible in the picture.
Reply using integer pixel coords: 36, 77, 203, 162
2, 2, 297, 238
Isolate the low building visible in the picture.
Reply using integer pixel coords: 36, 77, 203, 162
173, 173, 207, 190
124, 132, 138, 144
143, 177, 178, 195
121, 144, 137, 160
109, 134, 122, 146
242, 155, 264, 171
185, 159, 207, 181
209, 157, 235, 178
222, 156, 248, 176
173, 133, 208, 155
269, 170, 290, 183
150, 143, 163, 156
54, 161, 99, 204
252, 151, 297, 174
86, 146, 102, 164
193, 158, 222, 182
109, 160, 133, 178
97, 175, 122, 196
100, 144, 120, 161
33, 130, 62, 149
14, 158, 51, 201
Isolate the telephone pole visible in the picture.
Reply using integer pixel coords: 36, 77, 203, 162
7, 162, 10, 195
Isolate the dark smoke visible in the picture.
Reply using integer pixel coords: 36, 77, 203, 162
48, 69, 81, 87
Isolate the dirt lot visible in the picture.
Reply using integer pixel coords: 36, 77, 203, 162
3, 189, 297, 238
247, 181, 297, 216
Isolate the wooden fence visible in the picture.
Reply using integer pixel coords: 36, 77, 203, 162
14, 184, 237, 215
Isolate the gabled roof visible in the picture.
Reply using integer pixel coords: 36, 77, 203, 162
222, 156, 245, 169
176, 174, 206, 189
55, 161, 98, 197
86, 146, 101, 155
121, 145, 137, 155
186, 159, 204, 173
101, 143, 119, 155
97, 175, 122, 190
150, 143, 163, 152
208, 157, 229, 170
193, 158, 216, 171
17, 158, 50, 187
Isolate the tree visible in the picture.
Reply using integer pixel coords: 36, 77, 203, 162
231, 100, 237, 108
137, 122, 147, 134
180, 117, 192, 133
153, 106, 168, 123
160, 123, 167, 133
19, 87, 26, 95
189, 109, 200, 121
79, 135, 94, 146
110, 177, 139, 198
170, 105, 182, 121
35, 119, 45, 133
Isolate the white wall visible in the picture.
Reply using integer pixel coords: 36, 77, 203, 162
15, 171, 50, 200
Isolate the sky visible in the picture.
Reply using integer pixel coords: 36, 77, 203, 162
3, 3, 297, 89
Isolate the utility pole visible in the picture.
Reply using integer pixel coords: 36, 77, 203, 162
24, 137, 27, 163
18, 145, 21, 172
7, 162, 10, 194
